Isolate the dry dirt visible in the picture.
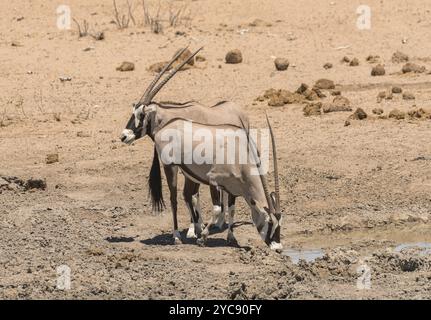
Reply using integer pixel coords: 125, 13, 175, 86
1, 0, 431, 299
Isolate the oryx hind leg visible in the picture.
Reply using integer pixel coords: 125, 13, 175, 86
213, 187, 227, 230
226, 194, 237, 245
183, 178, 203, 239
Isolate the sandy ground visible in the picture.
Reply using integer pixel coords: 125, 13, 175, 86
1, 0, 431, 299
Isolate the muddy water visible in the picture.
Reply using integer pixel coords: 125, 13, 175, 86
283, 224, 431, 264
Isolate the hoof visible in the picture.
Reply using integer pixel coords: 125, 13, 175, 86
173, 230, 182, 244
196, 237, 206, 247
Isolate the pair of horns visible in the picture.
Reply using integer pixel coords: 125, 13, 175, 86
240, 115, 280, 217
139, 46, 203, 105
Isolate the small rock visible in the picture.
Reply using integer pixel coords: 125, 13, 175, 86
366, 55, 380, 64
392, 86, 402, 94
402, 62, 426, 74
333, 95, 351, 107
225, 49, 243, 64
341, 56, 350, 63
371, 64, 385, 76
274, 58, 289, 71
11, 41, 23, 47
59, 76, 72, 82
392, 51, 409, 63
344, 119, 351, 127
312, 88, 326, 98
262, 88, 304, 105
331, 90, 341, 96
196, 55, 206, 62
313, 79, 335, 90
389, 109, 406, 120
402, 92, 415, 100
323, 62, 333, 69
173, 48, 196, 67
377, 91, 387, 103
372, 108, 384, 115
148, 61, 167, 73
263, 88, 278, 99
46, 154, 59, 164
25, 178, 47, 191
116, 61, 135, 72
296, 83, 309, 94
302, 89, 319, 101
349, 58, 359, 66
322, 96, 352, 113
407, 108, 429, 119
350, 108, 367, 120
303, 103, 322, 116
0, 177, 8, 187
268, 95, 285, 107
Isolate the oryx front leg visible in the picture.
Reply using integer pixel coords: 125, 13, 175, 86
163, 164, 181, 244
212, 188, 226, 230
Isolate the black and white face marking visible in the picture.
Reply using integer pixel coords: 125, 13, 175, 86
250, 202, 282, 251
120, 103, 152, 145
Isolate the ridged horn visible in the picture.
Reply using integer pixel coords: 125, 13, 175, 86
239, 118, 275, 214
266, 113, 280, 213
139, 46, 190, 105
147, 47, 203, 103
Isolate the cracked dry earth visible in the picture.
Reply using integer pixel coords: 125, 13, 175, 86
1, 0, 431, 299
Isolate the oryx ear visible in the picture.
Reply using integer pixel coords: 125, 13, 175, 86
144, 104, 157, 113
142, 104, 157, 134
134, 105, 144, 127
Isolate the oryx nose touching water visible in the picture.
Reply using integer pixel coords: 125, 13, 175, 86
120, 47, 283, 251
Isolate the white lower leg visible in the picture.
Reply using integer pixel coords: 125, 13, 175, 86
214, 205, 225, 229
173, 229, 182, 243
186, 224, 195, 238
185, 203, 197, 238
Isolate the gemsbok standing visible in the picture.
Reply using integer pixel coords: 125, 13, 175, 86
120, 47, 283, 251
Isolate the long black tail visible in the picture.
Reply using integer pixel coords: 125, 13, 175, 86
148, 147, 166, 212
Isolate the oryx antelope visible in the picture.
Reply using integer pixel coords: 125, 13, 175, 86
120, 47, 282, 251
121, 47, 250, 244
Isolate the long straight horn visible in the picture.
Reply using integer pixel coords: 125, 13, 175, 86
139, 46, 190, 105
266, 113, 280, 212
239, 118, 274, 214
147, 47, 203, 102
